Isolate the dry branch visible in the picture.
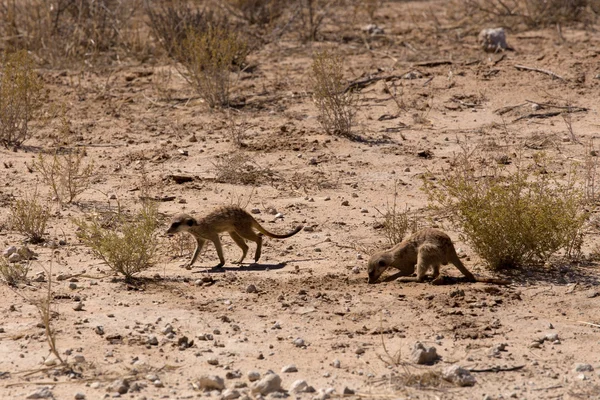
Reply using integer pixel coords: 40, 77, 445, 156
514, 65, 565, 81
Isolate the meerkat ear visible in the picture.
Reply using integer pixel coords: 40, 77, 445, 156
378, 259, 386, 267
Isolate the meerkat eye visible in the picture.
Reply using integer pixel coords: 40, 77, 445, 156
171, 222, 180, 228
186, 219, 194, 226
378, 260, 386, 267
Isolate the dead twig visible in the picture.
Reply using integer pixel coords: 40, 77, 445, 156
344, 73, 407, 93
525, 100, 587, 112
513, 111, 562, 122
514, 65, 565, 81
414, 60, 452, 67
495, 103, 527, 115
579, 321, 600, 328
469, 365, 525, 373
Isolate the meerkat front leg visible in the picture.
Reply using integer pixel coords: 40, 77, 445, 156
208, 234, 226, 268
187, 237, 206, 270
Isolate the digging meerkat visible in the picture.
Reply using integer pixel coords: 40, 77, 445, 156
167, 206, 303, 269
367, 228, 509, 285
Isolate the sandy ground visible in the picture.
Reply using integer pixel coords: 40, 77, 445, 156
1, 1, 600, 399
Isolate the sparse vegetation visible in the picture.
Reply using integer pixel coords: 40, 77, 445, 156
213, 152, 275, 185
176, 26, 249, 108
0, 257, 30, 286
0, 50, 44, 148
310, 50, 358, 139
35, 149, 95, 204
75, 201, 159, 281
462, 0, 598, 28
0, 0, 142, 66
225, 0, 286, 26
9, 192, 50, 244
375, 181, 419, 246
424, 148, 587, 269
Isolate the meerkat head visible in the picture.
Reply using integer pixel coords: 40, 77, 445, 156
166, 214, 196, 235
367, 252, 391, 284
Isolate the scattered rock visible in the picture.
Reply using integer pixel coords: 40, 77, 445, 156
26, 387, 53, 399
443, 365, 476, 387
281, 364, 298, 373
207, 357, 219, 366
332, 359, 341, 368
574, 363, 594, 373
2, 246, 17, 258
198, 375, 225, 391
343, 387, 355, 395
73, 302, 84, 311
362, 24, 384, 35
293, 338, 305, 347
107, 379, 130, 394
247, 371, 261, 382
251, 373, 282, 395
147, 335, 158, 345
251, 208, 261, 214
411, 342, 438, 365
478, 27, 509, 52
246, 284, 258, 293
417, 149, 433, 159
74, 393, 86, 400
289, 380, 309, 393
222, 389, 241, 400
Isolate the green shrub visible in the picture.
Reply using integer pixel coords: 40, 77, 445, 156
75, 201, 159, 281
0, 50, 44, 148
424, 152, 587, 269
310, 50, 358, 139
9, 192, 50, 244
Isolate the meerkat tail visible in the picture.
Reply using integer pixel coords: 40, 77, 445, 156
252, 222, 303, 239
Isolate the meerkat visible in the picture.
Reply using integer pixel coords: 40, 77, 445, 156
367, 228, 509, 285
167, 206, 303, 269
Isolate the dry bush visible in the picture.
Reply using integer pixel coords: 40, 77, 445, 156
375, 181, 419, 246
310, 50, 358, 139
146, 1, 227, 59
0, 0, 142, 66
225, 0, 287, 26
462, 0, 597, 28
226, 112, 249, 148
9, 192, 50, 244
424, 147, 587, 270
176, 26, 248, 108
74, 201, 159, 281
213, 152, 275, 185
0, 257, 30, 286
0, 50, 44, 149
295, 0, 335, 42
35, 149, 95, 204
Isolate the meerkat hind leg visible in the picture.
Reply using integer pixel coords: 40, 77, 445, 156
229, 231, 249, 264
235, 227, 263, 262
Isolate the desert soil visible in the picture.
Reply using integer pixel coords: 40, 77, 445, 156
1, 1, 600, 399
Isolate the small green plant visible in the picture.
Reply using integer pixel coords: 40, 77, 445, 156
176, 26, 248, 108
310, 50, 358, 139
375, 181, 419, 246
35, 149, 95, 204
424, 149, 587, 269
0, 50, 44, 148
75, 201, 159, 281
0, 257, 30, 286
10, 192, 50, 244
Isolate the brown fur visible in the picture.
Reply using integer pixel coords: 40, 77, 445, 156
167, 206, 302, 269
367, 228, 509, 285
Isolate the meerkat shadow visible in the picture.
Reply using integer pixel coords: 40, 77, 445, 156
382, 272, 472, 285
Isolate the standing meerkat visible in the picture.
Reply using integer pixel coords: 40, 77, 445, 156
367, 228, 508, 285
167, 206, 303, 269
